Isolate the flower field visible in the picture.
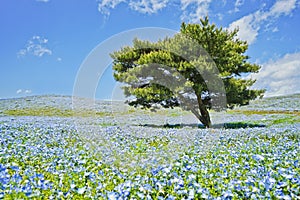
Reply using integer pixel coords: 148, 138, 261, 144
0, 95, 299, 199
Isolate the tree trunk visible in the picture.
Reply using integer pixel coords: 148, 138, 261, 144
194, 94, 212, 128
199, 104, 211, 128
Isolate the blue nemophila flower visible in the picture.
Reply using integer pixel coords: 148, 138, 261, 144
143, 183, 152, 191
294, 160, 299, 167
10, 165, 19, 171
252, 187, 259, 193
188, 189, 195, 199
0, 170, 10, 187
187, 174, 196, 181
263, 176, 276, 190
70, 183, 76, 189
276, 181, 288, 189
176, 189, 187, 195
275, 189, 292, 200
222, 190, 233, 199
77, 186, 85, 194
166, 195, 175, 200
282, 173, 294, 179
98, 170, 104, 176
137, 192, 145, 199
123, 180, 132, 188
123, 190, 130, 197
11, 173, 22, 183
0, 164, 7, 172
107, 191, 118, 200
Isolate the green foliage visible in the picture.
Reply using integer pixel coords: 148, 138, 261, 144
111, 16, 265, 127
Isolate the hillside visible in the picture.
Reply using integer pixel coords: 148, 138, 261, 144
0, 94, 299, 127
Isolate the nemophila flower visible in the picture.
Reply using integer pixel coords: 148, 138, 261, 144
11, 173, 22, 183
9, 165, 19, 172
274, 189, 292, 200
123, 190, 130, 197
234, 183, 243, 191
70, 183, 76, 189
98, 170, 104, 176
155, 181, 164, 190
162, 166, 171, 174
21, 184, 33, 196
39, 181, 52, 190
200, 192, 209, 199
222, 190, 233, 199
176, 189, 187, 195
291, 177, 299, 184
139, 193, 150, 200
166, 195, 175, 200
276, 181, 288, 189
252, 187, 259, 193
77, 187, 86, 195
188, 189, 195, 199
157, 196, 165, 200
143, 184, 152, 191
263, 177, 276, 190
281, 195, 292, 200
137, 192, 145, 199
107, 191, 118, 200
0, 171, 10, 188
124, 180, 132, 188
188, 174, 196, 181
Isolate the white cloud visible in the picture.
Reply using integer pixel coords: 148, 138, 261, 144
233, 0, 244, 12
18, 35, 52, 58
272, 27, 279, 32
25, 90, 32, 94
96, 0, 213, 23
97, 0, 125, 17
229, 14, 258, 44
96, 0, 299, 25
97, 0, 168, 18
228, 0, 298, 44
180, 0, 211, 23
129, 0, 169, 14
16, 89, 32, 95
269, 0, 297, 16
16, 89, 22, 94
250, 52, 300, 97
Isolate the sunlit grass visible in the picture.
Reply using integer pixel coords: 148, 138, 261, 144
230, 109, 300, 116
2, 107, 110, 117
228, 109, 300, 125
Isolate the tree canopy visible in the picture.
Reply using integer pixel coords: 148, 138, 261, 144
110, 17, 265, 128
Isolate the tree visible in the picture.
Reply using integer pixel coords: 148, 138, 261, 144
110, 17, 265, 128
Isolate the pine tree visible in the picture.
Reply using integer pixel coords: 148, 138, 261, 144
111, 17, 265, 128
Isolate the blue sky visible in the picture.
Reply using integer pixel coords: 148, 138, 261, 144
1, 0, 300, 100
